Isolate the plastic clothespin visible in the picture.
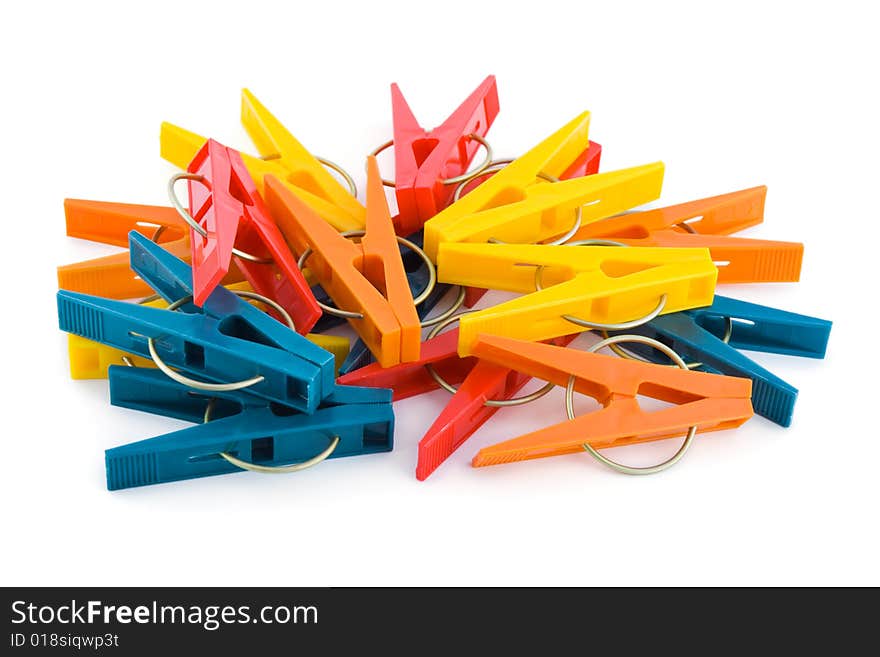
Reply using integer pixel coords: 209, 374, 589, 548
610, 295, 832, 427
423, 112, 665, 260
58, 199, 245, 299
415, 333, 578, 481
57, 233, 336, 412
160, 89, 365, 232
105, 366, 392, 490
469, 334, 754, 467
390, 75, 500, 235
265, 157, 421, 368
336, 329, 477, 400
437, 242, 717, 355
572, 186, 803, 283
184, 138, 320, 331
67, 310, 350, 379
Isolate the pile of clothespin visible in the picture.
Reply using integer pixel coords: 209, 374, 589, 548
56, 76, 833, 490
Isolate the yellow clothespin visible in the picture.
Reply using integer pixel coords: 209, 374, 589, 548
66, 282, 351, 379
436, 242, 717, 355
422, 112, 665, 260
160, 89, 365, 232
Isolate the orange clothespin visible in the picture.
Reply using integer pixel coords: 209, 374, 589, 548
265, 156, 422, 367
58, 199, 244, 298
572, 186, 803, 283
470, 334, 753, 469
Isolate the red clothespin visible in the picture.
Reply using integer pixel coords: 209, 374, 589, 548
416, 333, 578, 481
58, 199, 246, 299
184, 138, 320, 332
469, 334, 754, 468
389, 75, 500, 236
571, 186, 802, 283
336, 329, 477, 400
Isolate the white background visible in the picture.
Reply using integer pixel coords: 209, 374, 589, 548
1, 1, 878, 586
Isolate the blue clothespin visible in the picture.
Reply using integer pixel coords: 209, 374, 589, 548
127, 230, 336, 396
57, 233, 336, 413
105, 365, 393, 490
615, 295, 832, 427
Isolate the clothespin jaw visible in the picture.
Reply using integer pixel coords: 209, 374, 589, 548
57, 281, 334, 413
391, 75, 500, 235
468, 335, 753, 467
184, 139, 321, 331
264, 159, 421, 368
58, 199, 246, 299
104, 401, 393, 490
415, 334, 578, 481
336, 329, 477, 401
423, 112, 665, 260
437, 242, 718, 355
616, 295, 832, 426
160, 116, 365, 232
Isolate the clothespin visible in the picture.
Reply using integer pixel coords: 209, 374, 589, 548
105, 366, 392, 490
68, 332, 348, 379
57, 233, 336, 412
265, 157, 422, 368
58, 199, 244, 299
423, 112, 665, 260
572, 187, 804, 283
609, 295, 832, 426
181, 138, 320, 331
469, 335, 754, 468
160, 89, 365, 231
336, 329, 477, 400
67, 306, 350, 379
388, 75, 500, 235
437, 242, 717, 355
415, 334, 577, 481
